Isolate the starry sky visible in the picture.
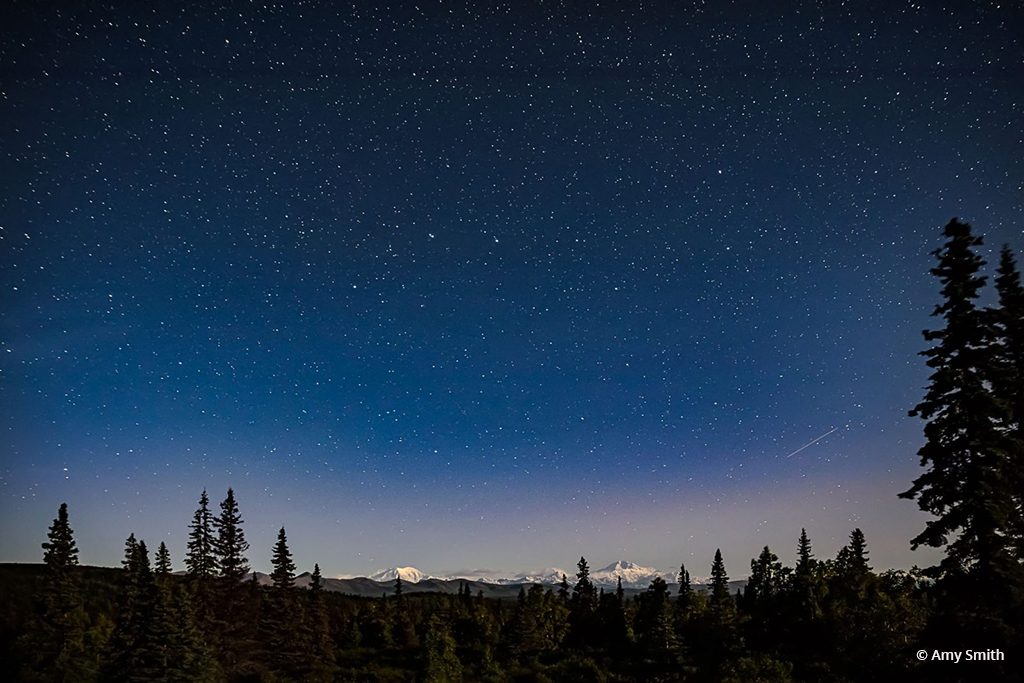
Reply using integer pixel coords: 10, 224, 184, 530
1, 2, 1021, 580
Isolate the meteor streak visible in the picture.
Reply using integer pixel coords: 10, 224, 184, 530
784, 426, 840, 459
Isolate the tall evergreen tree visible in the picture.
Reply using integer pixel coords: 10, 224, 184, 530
41, 502, 78, 569
836, 528, 871, 578
212, 487, 249, 582
572, 556, 596, 609
901, 218, 1017, 584
310, 561, 323, 592
696, 550, 739, 676
270, 527, 295, 590
183, 490, 216, 656
746, 545, 783, 608
567, 556, 598, 650
155, 541, 172, 575
121, 533, 139, 569
792, 528, 821, 623
779, 529, 833, 678
390, 579, 417, 648
20, 503, 93, 681
558, 573, 570, 603
675, 558, 700, 657
263, 527, 303, 678
677, 563, 694, 609
709, 549, 731, 608
210, 488, 253, 676
992, 246, 1024, 563
849, 528, 869, 571
306, 563, 336, 680
742, 545, 785, 655
993, 246, 1024, 421
106, 538, 165, 681
994, 246, 1024, 378
677, 564, 690, 594
185, 490, 214, 578
795, 528, 814, 579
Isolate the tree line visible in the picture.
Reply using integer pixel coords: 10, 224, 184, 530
11, 494, 930, 681
6, 218, 1022, 681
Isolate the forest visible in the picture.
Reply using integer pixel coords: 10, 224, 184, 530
2, 219, 1022, 682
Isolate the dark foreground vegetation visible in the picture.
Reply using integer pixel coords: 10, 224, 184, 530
3, 219, 1022, 681
1, 529, 931, 682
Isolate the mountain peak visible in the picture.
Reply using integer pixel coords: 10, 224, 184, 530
368, 566, 424, 583
598, 560, 642, 572
590, 560, 666, 588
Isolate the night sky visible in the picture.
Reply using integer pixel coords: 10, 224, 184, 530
2, 2, 1021, 579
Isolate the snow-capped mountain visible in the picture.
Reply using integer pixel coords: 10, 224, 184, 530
429, 569, 510, 583
433, 562, 680, 588
437, 567, 572, 585
369, 566, 425, 583
591, 560, 673, 588
510, 567, 573, 585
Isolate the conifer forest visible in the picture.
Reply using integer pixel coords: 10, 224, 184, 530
3, 219, 1022, 681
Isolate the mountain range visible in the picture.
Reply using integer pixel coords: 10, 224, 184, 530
321, 560, 698, 590
247, 561, 740, 600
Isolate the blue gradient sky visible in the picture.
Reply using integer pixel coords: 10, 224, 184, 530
2, 2, 1021, 578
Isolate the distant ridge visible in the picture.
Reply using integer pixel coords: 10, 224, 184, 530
435, 561, 695, 588
242, 569, 745, 599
